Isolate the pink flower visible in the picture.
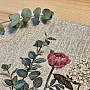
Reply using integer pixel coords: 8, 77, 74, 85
47, 53, 71, 68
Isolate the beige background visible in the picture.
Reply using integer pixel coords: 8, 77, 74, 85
0, 0, 90, 26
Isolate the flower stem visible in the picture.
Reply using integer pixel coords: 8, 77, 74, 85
44, 66, 54, 90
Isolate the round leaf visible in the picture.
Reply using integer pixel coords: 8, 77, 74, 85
9, 13, 20, 27
21, 8, 32, 22
17, 69, 28, 78
33, 8, 41, 21
0, 24, 5, 35
1, 64, 9, 70
4, 79, 13, 86
14, 80, 25, 89
33, 77, 42, 88
29, 71, 41, 80
28, 51, 37, 59
42, 9, 52, 20
21, 58, 31, 66
35, 58, 46, 63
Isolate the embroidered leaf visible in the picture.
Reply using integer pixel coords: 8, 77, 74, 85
33, 77, 42, 88
35, 58, 46, 63
17, 69, 28, 78
48, 37, 56, 40
53, 74, 73, 90
14, 80, 25, 89
29, 71, 41, 80
1, 64, 9, 70
4, 79, 13, 86
50, 79, 56, 86
28, 51, 37, 60
21, 57, 31, 66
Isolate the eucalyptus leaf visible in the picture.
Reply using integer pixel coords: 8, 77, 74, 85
21, 8, 32, 22
12, 76, 17, 85
0, 24, 5, 35
33, 40, 43, 47
17, 69, 28, 78
50, 79, 56, 86
28, 51, 37, 59
42, 9, 53, 20
29, 71, 41, 80
1, 64, 9, 70
35, 58, 46, 63
14, 80, 25, 89
33, 8, 41, 21
4, 79, 13, 86
9, 13, 20, 27
21, 58, 31, 66
33, 77, 42, 88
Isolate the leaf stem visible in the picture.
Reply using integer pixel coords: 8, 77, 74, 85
44, 66, 54, 90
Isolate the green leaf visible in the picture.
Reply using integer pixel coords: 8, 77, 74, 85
12, 76, 17, 85
28, 51, 37, 59
48, 37, 56, 40
21, 83, 29, 90
29, 71, 41, 80
14, 80, 25, 89
4, 79, 13, 86
42, 9, 53, 20
21, 58, 31, 66
53, 74, 73, 90
17, 69, 28, 78
31, 67, 38, 70
35, 58, 46, 63
33, 77, 42, 88
33, 64, 42, 68
0, 24, 5, 35
33, 40, 43, 47
9, 13, 20, 27
53, 84, 64, 89
1, 64, 9, 70
50, 79, 56, 86
33, 8, 41, 21
21, 8, 32, 22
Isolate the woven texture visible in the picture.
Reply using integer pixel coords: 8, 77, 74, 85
0, 18, 90, 90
